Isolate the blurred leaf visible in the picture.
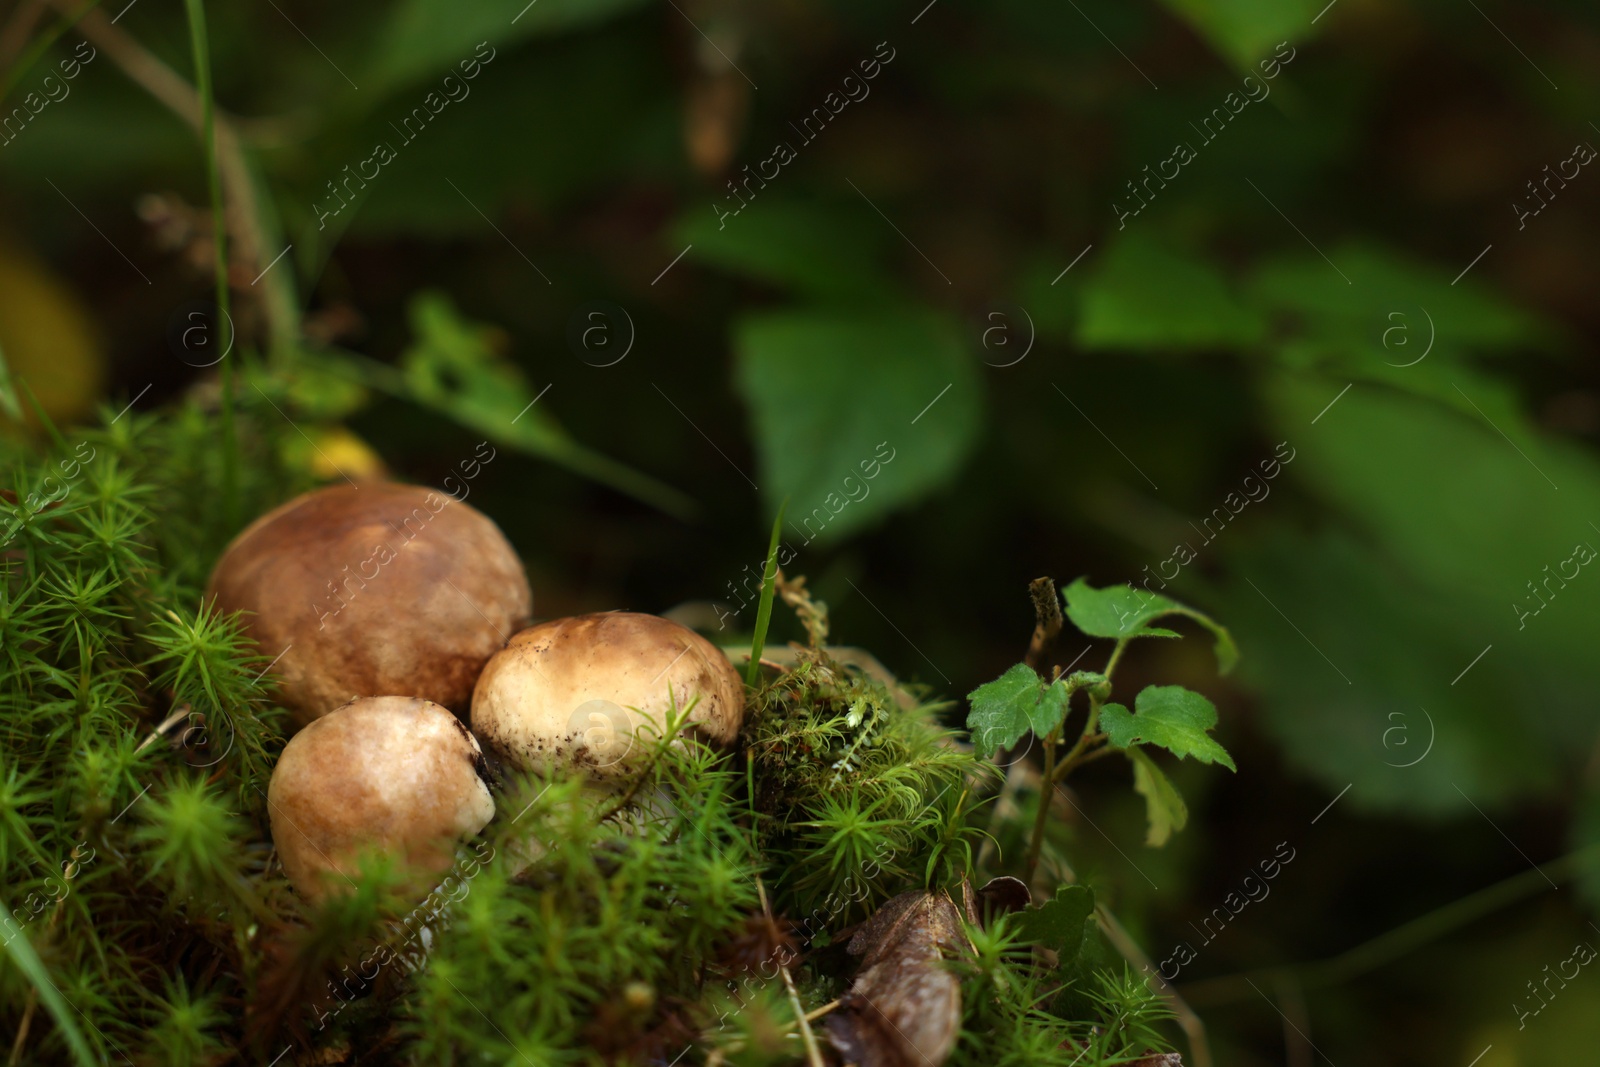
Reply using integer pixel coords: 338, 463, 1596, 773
1012, 255, 1082, 342
677, 197, 898, 303
1570, 789, 1600, 912
1223, 372, 1600, 812
1077, 234, 1265, 352
1264, 374, 1600, 651
280, 360, 369, 422
966, 663, 1065, 756
1012, 883, 1095, 964
734, 309, 983, 543
1100, 686, 1235, 770
347, 34, 677, 235
1128, 747, 1188, 846
392, 292, 693, 516
1220, 525, 1554, 813
1247, 243, 1549, 356
366, 0, 649, 93
1063, 576, 1238, 673
1157, 0, 1316, 72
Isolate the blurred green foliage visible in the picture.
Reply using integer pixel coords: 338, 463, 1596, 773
3, 0, 1600, 1061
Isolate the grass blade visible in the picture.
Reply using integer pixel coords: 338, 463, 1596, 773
745, 498, 788, 687
182, 0, 238, 530
0, 901, 100, 1067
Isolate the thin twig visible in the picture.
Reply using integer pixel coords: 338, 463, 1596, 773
0, 0, 47, 71
1181, 844, 1600, 1007
52, 2, 299, 353
802, 998, 840, 1023
1024, 576, 1063, 674
134, 704, 192, 753
756, 877, 825, 1067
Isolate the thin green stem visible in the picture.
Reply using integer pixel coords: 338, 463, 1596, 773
1055, 688, 1106, 778
1102, 636, 1133, 682
181, 0, 237, 530
745, 498, 788, 688
1024, 732, 1057, 881
1055, 736, 1114, 779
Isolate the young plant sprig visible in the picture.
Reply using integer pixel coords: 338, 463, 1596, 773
966, 578, 1239, 879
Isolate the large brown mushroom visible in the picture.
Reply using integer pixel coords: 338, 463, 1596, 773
470, 612, 744, 783
207, 482, 531, 725
267, 696, 495, 905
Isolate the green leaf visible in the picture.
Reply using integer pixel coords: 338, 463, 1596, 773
1100, 686, 1235, 770
1246, 243, 1548, 357
1221, 373, 1600, 813
1012, 883, 1096, 965
1033, 681, 1070, 738
676, 198, 899, 304
967, 664, 1048, 757
734, 309, 982, 544
1076, 235, 1265, 352
1128, 747, 1188, 846
366, 0, 649, 94
1062, 576, 1239, 674
0, 900, 99, 1067
392, 292, 693, 518
1156, 0, 1316, 72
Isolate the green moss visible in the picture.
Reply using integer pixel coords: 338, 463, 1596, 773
0, 398, 1180, 1065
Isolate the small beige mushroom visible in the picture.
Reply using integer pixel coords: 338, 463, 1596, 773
206, 482, 531, 725
267, 696, 495, 905
470, 612, 744, 782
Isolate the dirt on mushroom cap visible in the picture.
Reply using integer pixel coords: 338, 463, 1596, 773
470, 612, 744, 779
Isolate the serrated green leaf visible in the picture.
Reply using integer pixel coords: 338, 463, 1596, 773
1012, 884, 1095, 965
734, 309, 982, 544
1100, 686, 1235, 771
1033, 681, 1070, 737
966, 663, 1045, 757
1063, 576, 1239, 673
1128, 747, 1188, 847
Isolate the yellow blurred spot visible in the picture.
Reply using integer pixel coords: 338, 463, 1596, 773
0, 237, 106, 426
284, 425, 387, 483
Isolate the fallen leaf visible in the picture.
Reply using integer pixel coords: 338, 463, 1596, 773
824, 890, 968, 1067
974, 875, 1031, 922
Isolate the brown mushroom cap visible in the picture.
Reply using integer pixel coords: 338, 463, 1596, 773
470, 612, 744, 780
267, 696, 495, 904
206, 482, 531, 725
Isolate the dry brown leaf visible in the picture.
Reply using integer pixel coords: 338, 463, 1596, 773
823, 889, 969, 1067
